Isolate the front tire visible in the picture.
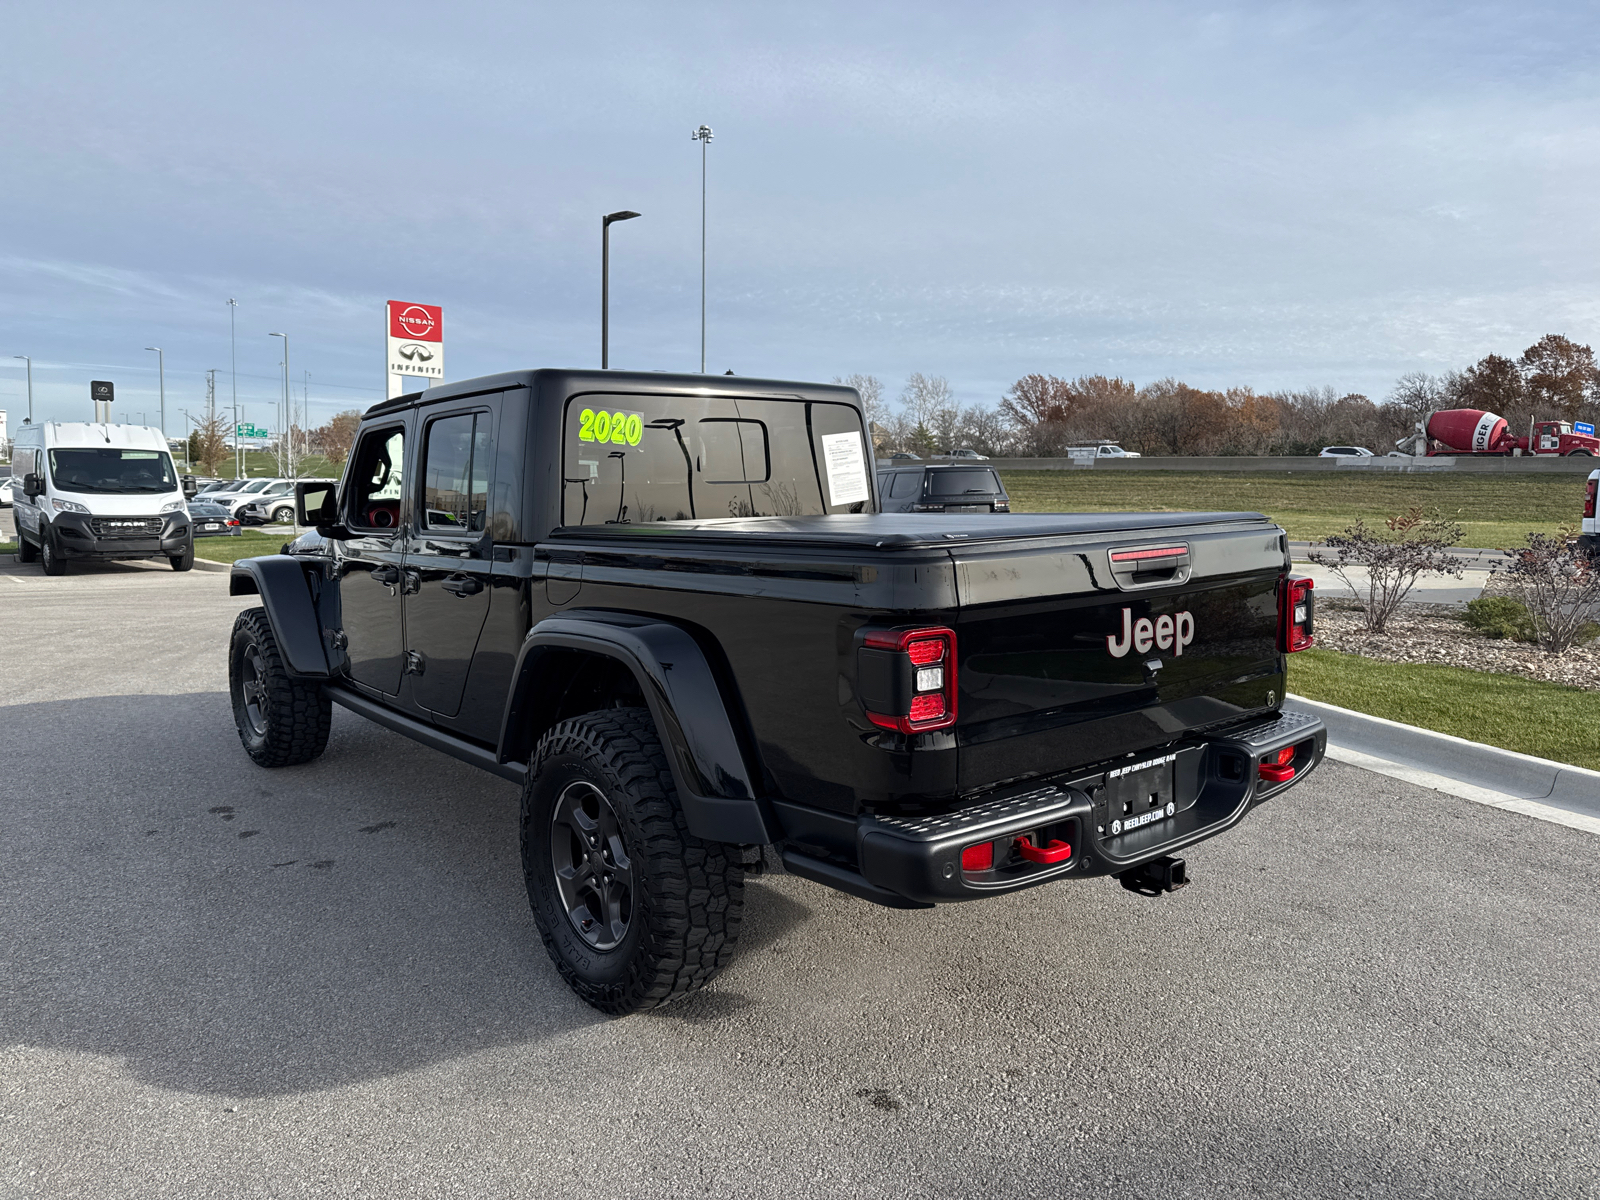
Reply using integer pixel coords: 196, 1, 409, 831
39, 529, 65, 576
229, 607, 332, 767
170, 543, 194, 571
521, 707, 744, 1015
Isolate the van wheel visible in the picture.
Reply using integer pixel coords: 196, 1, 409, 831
40, 531, 65, 576
170, 545, 194, 571
17, 529, 37, 563
521, 707, 744, 1015
229, 607, 332, 767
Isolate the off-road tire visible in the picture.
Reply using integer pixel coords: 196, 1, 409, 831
170, 544, 194, 571
229, 607, 332, 767
17, 528, 38, 563
39, 529, 65, 576
522, 707, 744, 1015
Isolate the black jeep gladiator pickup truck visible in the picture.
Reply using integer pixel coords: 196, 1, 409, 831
228, 368, 1325, 1014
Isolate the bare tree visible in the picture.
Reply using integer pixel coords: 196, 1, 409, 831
833, 374, 886, 428
901, 373, 955, 430
1388, 372, 1445, 423
1309, 509, 1464, 634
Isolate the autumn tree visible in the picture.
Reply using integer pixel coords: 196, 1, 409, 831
189, 408, 233, 477
1519, 334, 1598, 423
312, 410, 363, 467
1455, 354, 1525, 414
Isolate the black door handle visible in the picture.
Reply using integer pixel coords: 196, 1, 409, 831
371, 565, 400, 585
441, 575, 483, 597
402, 569, 422, 595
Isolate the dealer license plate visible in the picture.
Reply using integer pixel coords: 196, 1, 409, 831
1104, 753, 1178, 836
204, 522, 221, 530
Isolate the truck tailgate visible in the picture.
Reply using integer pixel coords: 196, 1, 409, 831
952, 522, 1287, 791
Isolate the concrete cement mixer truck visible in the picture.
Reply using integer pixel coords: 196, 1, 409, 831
1397, 409, 1599, 458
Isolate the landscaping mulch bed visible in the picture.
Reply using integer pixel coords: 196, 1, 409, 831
1314, 599, 1600, 693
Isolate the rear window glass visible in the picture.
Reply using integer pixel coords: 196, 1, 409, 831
888, 472, 921, 498
925, 468, 1002, 497
562, 394, 870, 525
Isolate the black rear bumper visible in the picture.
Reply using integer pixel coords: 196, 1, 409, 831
783, 709, 1325, 907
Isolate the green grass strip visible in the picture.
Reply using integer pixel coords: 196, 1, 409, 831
1289, 646, 1599, 770
1001, 469, 1585, 546
193, 531, 296, 565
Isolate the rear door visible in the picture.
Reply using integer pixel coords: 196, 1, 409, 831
401, 404, 496, 718
950, 524, 1287, 790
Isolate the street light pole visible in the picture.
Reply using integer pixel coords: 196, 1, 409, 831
691, 125, 713, 373
144, 346, 165, 439
228, 299, 240, 478
269, 333, 291, 478
601, 210, 641, 369
11, 356, 31, 422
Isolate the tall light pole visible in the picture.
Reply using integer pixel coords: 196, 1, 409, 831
228, 299, 240, 478
11, 356, 31, 422
602, 210, 641, 369
144, 346, 165, 439
691, 124, 713, 373
269, 333, 291, 477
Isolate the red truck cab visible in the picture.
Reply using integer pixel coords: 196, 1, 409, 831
1520, 421, 1599, 457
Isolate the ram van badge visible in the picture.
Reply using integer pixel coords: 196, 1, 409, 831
1106, 608, 1194, 658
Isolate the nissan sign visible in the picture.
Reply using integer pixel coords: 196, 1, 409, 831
386, 301, 444, 398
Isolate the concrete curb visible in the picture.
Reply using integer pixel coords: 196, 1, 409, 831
192, 556, 232, 573
1284, 694, 1600, 833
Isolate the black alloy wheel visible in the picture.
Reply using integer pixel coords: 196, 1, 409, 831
521, 707, 744, 1015
228, 607, 332, 767
549, 780, 634, 951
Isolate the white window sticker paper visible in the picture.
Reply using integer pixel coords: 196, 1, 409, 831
820, 431, 870, 507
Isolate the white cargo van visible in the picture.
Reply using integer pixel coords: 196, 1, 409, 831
10, 421, 197, 575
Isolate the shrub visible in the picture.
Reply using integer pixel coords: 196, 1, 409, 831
1496, 528, 1600, 653
1462, 597, 1536, 641
1308, 507, 1465, 634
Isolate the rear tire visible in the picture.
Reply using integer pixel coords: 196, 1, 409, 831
229, 607, 332, 767
17, 528, 37, 563
39, 529, 65, 576
271, 504, 294, 524
521, 707, 744, 1015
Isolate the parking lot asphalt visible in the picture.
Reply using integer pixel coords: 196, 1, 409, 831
2, 561, 1597, 1200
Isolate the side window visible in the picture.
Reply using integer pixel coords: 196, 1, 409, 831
421, 412, 491, 533
889, 471, 921, 498
348, 427, 405, 531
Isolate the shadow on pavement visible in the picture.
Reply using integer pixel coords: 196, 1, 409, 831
0, 691, 808, 1097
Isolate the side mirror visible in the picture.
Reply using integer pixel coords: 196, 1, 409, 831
296, 480, 339, 528
181, 475, 198, 499
23, 473, 43, 498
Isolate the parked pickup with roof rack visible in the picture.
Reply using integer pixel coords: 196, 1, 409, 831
225, 368, 1326, 1014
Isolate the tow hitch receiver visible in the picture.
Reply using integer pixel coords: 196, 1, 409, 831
1118, 855, 1188, 896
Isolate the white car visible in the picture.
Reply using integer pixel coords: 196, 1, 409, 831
1318, 445, 1374, 458
243, 478, 334, 526
0, 476, 12, 507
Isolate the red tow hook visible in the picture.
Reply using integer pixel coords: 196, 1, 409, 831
1258, 746, 1296, 783
1014, 835, 1072, 865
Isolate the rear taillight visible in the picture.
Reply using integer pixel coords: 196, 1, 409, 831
859, 626, 958, 734
1585, 478, 1597, 520
1281, 576, 1315, 653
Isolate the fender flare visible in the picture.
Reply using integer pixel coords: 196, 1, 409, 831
499, 609, 773, 845
229, 555, 332, 678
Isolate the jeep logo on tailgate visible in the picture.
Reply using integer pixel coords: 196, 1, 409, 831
1106, 607, 1194, 657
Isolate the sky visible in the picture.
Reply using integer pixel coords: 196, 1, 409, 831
4, 0, 1600, 434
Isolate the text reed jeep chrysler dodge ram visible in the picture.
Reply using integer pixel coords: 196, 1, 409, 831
226, 369, 1325, 1013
